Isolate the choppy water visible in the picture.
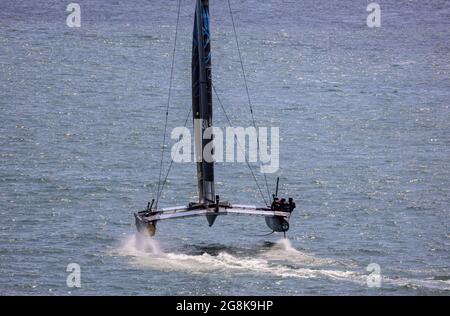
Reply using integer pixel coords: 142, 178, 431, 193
0, 0, 449, 295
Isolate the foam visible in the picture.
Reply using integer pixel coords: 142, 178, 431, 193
113, 234, 450, 291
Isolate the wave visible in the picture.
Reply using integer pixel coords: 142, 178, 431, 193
115, 235, 363, 283
113, 234, 450, 292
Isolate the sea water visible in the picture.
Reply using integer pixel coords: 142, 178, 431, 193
0, 0, 449, 295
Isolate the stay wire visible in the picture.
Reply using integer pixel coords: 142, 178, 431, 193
155, 0, 182, 209
213, 84, 268, 207
227, 0, 272, 201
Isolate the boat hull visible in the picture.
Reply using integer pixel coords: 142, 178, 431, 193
134, 213, 157, 236
265, 216, 290, 232
134, 204, 292, 236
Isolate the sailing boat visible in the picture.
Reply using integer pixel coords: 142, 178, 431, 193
134, 0, 296, 237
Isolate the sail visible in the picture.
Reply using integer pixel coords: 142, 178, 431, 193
192, 0, 216, 225
192, 1, 215, 202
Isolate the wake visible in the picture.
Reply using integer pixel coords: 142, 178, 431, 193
114, 234, 450, 291
115, 234, 363, 283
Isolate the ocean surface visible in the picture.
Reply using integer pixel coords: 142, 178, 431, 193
0, 0, 449, 295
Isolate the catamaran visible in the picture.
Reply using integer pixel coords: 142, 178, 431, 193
134, 0, 296, 237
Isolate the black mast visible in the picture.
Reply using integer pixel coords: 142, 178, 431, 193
192, 0, 215, 223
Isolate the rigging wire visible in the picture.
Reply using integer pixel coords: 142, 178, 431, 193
213, 84, 268, 207
155, 0, 182, 210
156, 0, 273, 208
227, 0, 272, 201
157, 108, 192, 203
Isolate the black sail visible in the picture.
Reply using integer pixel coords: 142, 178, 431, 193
192, 0, 215, 226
